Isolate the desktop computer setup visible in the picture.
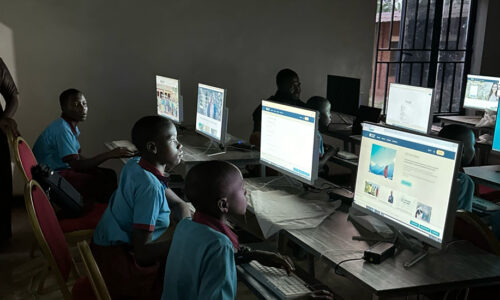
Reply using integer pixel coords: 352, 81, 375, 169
326, 74, 360, 125
352, 122, 462, 267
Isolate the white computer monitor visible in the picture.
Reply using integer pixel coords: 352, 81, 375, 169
353, 123, 462, 249
386, 83, 433, 134
156, 75, 182, 123
195, 83, 227, 143
463, 74, 500, 111
260, 100, 320, 185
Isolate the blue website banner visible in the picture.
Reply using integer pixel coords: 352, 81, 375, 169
362, 130, 456, 160
263, 105, 315, 123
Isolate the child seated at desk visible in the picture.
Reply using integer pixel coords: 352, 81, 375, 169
33, 88, 136, 202
91, 116, 191, 299
162, 160, 332, 300
438, 124, 474, 211
306, 96, 337, 177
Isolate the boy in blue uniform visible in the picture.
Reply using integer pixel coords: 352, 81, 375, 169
306, 96, 337, 177
92, 116, 191, 299
162, 161, 332, 300
33, 88, 135, 202
438, 124, 475, 211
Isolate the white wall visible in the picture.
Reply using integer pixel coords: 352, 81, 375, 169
0, 0, 377, 194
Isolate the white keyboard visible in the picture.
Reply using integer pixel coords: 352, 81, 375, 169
242, 261, 311, 299
110, 140, 138, 152
336, 151, 358, 160
472, 196, 500, 212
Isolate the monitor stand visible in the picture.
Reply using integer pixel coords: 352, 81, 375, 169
205, 141, 226, 157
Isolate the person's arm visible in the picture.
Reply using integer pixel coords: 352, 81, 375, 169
65, 147, 136, 171
165, 188, 192, 221
319, 145, 337, 166
243, 249, 295, 274
132, 229, 171, 266
0, 59, 20, 137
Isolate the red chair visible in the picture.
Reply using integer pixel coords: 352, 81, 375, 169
12, 136, 107, 244
24, 180, 95, 299
453, 210, 500, 255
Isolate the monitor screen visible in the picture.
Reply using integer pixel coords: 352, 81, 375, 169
196, 83, 226, 143
326, 75, 360, 116
260, 100, 319, 185
386, 83, 433, 134
353, 123, 461, 248
156, 75, 181, 123
463, 74, 500, 111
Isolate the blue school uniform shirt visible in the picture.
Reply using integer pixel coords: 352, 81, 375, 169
317, 131, 325, 157
457, 172, 474, 212
161, 219, 236, 300
33, 118, 80, 170
93, 157, 171, 245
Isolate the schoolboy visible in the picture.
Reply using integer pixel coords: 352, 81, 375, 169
306, 96, 337, 175
438, 124, 474, 211
162, 161, 332, 299
92, 116, 191, 299
33, 88, 135, 202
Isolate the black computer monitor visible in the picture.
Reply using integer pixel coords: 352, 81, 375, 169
353, 122, 462, 249
352, 105, 381, 135
326, 75, 361, 116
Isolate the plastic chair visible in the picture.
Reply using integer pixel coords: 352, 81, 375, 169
24, 180, 93, 299
77, 240, 111, 300
454, 210, 500, 256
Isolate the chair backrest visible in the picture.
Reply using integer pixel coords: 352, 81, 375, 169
77, 241, 111, 300
14, 136, 38, 182
454, 210, 500, 256
24, 180, 74, 299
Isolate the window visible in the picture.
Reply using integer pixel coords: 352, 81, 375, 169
370, 0, 476, 115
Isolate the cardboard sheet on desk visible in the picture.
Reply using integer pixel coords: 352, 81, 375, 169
250, 190, 341, 239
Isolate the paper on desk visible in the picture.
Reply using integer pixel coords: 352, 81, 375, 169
250, 190, 341, 239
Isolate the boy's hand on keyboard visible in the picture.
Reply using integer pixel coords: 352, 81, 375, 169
294, 290, 333, 299
251, 250, 295, 275
108, 147, 138, 159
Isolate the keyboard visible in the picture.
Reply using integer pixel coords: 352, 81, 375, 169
242, 261, 311, 299
431, 125, 442, 132
336, 151, 358, 160
110, 140, 138, 152
472, 196, 500, 212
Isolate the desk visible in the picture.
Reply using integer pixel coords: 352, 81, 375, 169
105, 129, 260, 175
437, 115, 484, 127
280, 204, 500, 299
464, 165, 500, 190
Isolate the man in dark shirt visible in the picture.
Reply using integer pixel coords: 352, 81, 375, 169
0, 58, 20, 244
251, 69, 303, 133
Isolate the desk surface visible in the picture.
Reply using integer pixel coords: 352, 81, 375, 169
282, 205, 500, 297
464, 165, 500, 190
437, 115, 489, 128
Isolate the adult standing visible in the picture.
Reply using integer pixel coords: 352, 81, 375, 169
0, 57, 20, 245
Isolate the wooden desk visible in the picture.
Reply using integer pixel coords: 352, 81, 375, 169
437, 115, 484, 127
464, 165, 500, 190
280, 205, 500, 298
324, 124, 357, 151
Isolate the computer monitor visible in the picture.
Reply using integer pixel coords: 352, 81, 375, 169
352, 105, 381, 135
463, 74, 500, 111
353, 123, 462, 249
326, 75, 360, 116
195, 83, 227, 144
156, 75, 182, 123
260, 100, 320, 185
386, 83, 433, 134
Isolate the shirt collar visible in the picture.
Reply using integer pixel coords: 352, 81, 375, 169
61, 115, 78, 135
192, 211, 239, 250
138, 158, 169, 185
